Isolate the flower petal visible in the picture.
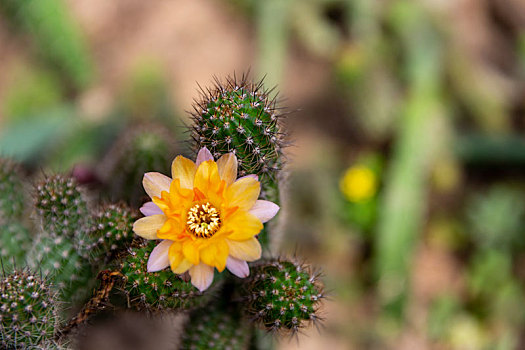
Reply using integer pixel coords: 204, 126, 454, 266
189, 263, 214, 292
226, 256, 250, 278
147, 240, 172, 272
143, 172, 171, 199
196, 147, 213, 166
140, 201, 163, 216
169, 242, 192, 274
224, 211, 263, 241
238, 174, 258, 181
171, 156, 197, 190
226, 237, 262, 261
224, 177, 260, 211
172, 259, 193, 274
200, 240, 229, 272
133, 214, 167, 239
217, 153, 237, 186
249, 200, 280, 223
194, 160, 221, 197
182, 241, 200, 265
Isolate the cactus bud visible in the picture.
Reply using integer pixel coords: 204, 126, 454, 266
244, 259, 324, 333
0, 269, 59, 349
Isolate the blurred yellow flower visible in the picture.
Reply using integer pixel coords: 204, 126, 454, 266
133, 147, 279, 292
340, 165, 377, 202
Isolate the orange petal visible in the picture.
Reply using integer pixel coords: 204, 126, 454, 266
217, 153, 237, 186
169, 242, 193, 274
194, 160, 221, 197
224, 211, 263, 241
224, 177, 260, 211
200, 240, 229, 272
182, 241, 200, 265
226, 237, 261, 262
143, 172, 171, 199
133, 214, 167, 239
157, 218, 185, 240
171, 156, 197, 190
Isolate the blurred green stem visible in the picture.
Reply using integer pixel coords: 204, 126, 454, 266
375, 0, 448, 321
256, 0, 292, 90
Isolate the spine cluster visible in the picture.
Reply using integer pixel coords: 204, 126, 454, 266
190, 75, 284, 202
244, 259, 324, 333
0, 270, 59, 349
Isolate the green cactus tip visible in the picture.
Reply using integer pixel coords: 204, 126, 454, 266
244, 258, 324, 334
190, 74, 285, 184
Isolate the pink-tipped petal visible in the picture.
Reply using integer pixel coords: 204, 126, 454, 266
249, 200, 280, 223
189, 263, 215, 292
143, 172, 171, 199
147, 240, 172, 272
140, 201, 163, 216
226, 256, 250, 278
238, 174, 258, 181
196, 147, 214, 166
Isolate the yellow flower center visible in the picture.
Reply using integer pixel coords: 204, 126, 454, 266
186, 202, 221, 238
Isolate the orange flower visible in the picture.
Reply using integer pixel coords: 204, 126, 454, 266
133, 147, 279, 291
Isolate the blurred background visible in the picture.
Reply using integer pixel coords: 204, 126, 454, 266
1, 0, 525, 349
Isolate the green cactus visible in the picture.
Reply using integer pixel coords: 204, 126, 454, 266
243, 259, 323, 333
80, 203, 137, 266
190, 74, 284, 202
0, 223, 32, 271
30, 175, 94, 303
181, 302, 253, 350
0, 158, 26, 221
117, 239, 215, 311
99, 125, 176, 207
0, 269, 59, 349
35, 175, 89, 238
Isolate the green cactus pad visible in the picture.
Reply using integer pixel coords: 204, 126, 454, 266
0, 270, 59, 349
0, 223, 32, 271
0, 158, 25, 221
118, 239, 215, 311
190, 74, 284, 200
80, 203, 137, 265
181, 303, 252, 350
244, 259, 323, 333
99, 125, 175, 207
35, 175, 89, 239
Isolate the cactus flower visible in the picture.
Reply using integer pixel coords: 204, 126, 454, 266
133, 147, 279, 291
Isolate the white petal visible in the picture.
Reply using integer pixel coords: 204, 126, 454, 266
140, 201, 163, 216
143, 172, 171, 199
238, 174, 258, 181
189, 263, 215, 292
226, 256, 250, 278
249, 200, 280, 223
147, 240, 172, 272
196, 147, 214, 166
